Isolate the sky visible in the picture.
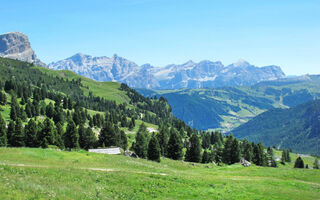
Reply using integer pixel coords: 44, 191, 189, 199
0, 0, 319, 75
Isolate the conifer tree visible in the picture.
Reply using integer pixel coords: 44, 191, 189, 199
167, 127, 183, 160
119, 130, 128, 150
55, 122, 65, 149
252, 143, 265, 166
133, 123, 149, 158
11, 118, 25, 147
147, 133, 161, 162
294, 157, 304, 168
157, 126, 169, 156
201, 150, 210, 164
7, 121, 15, 146
242, 139, 253, 162
0, 113, 7, 147
38, 118, 55, 148
64, 119, 79, 149
185, 133, 201, 163
313, 158, 319, 169
98, 121, 119, 147
222, 134, 235, 164
25, 119, 38, 147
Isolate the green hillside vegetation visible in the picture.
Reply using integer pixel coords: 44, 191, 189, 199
232, 100, 320, 155
137, 76, 320, 131
0, 148, 319, 200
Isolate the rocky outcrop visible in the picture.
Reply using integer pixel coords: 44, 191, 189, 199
0, 32, 46, 67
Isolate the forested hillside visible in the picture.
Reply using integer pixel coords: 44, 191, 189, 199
137, 75, 320, 131
232, 100, 320, 155
0, 57, 193, 150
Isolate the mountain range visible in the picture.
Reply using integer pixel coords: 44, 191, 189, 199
48, 54, 285, 89
0, 32, 285, 90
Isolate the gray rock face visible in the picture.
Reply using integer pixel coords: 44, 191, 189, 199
0, 32, 46, 67
49, 53, 285, 89
48, 53, 158, 88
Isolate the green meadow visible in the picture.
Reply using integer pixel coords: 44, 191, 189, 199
0, 148, 319, 200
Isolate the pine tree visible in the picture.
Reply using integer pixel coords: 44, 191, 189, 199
167, 127, 183, 160
313, 158, 319, 169
7, 121, 15, 146
38, 118, 56, 148
286, 150, 291, 162
201, 150, 210, 164
11, 118, 25, 147
185, 133, 201, 163
133, 123, 149, 158
242, 139, 253, 162
119, 130, 128, 150
0, 113, 7, 147
157, 126, 169, 156
25, 119, 38, 147
222, 134, 234, 164
98, 121, 119, 147
252, 143, 265, 166
281, 150, 286, 164
147, 133, 161, 162
294, 157, 304, 168
55, 122, 65, 149
64, 119, 79, 149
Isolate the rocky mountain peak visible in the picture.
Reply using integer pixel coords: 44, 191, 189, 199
0, 32, 46, 67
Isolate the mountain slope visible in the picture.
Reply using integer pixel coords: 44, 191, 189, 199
232, 100, 320, 155
137, 75, 320, 131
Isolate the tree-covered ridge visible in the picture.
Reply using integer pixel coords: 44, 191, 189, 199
137, 75, 320, 131
233, 100, 320, 155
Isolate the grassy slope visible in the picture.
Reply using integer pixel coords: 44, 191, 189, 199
36, 67, 130, 104
0, 148, 319, 200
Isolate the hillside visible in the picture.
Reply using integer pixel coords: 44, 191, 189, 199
0, 148, 319, 200
0, 57, 192, 149
232, 100, 320, 155
137, 75, 320, 131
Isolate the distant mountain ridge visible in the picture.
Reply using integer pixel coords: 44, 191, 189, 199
48, 53, 285, 89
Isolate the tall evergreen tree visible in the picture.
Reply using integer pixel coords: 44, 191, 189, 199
252, 143, 265, 166
55, 122, 65, 149
24, 119, 38, 147
157, 126, 169, 156
132, 123, 149, 158
294, 157, 304, 168
185, 133, 201, 163
147, 133, 161, 162
201, 150, 210, 164
11, 118, 25, 147
38, 118, 56, 148
313, 158, 319, 169
98, 121, 119, 147
242, 139, 253, 162
119, 130, 128, 150
0, 113, 7, 147
64, 119, 79, 149
7, 121, 15, 146
167, 127, 183, 160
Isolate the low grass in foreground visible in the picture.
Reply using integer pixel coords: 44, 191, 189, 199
0, 148, 319, 200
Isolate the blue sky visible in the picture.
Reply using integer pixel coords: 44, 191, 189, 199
1, 0, 319, 75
